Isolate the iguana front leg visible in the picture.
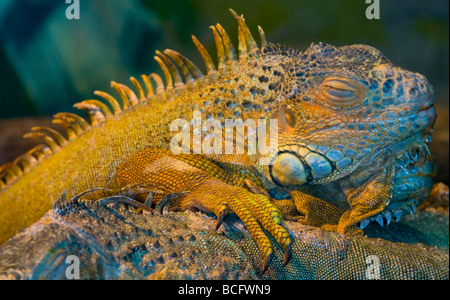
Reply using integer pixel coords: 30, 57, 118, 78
290, 158, 395, 235
290, 191, 345, 230
117, 148, 292, 271
337, 163, 395, 234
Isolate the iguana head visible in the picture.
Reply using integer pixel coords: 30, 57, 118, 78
270, 42, 436, 186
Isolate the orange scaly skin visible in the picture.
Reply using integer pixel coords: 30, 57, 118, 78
0, 10, 438, 271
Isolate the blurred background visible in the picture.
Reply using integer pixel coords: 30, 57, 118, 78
0, 0, 448, 183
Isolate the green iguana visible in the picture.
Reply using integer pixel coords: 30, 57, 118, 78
0, 193, 447, 280
0, 9, 441, 273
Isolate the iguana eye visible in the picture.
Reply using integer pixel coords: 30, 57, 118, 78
320, 77, 366, 106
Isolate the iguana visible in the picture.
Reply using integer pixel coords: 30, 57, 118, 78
0, 192, 447, 280
0, 9, 440, 272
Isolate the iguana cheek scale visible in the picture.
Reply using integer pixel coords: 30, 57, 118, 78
0, 9, 438, 272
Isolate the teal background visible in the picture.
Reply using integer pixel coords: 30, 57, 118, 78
0, 0, 448, 118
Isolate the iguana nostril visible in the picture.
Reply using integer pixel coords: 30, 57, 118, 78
409, 86, 419, 97
409, 78, 435, 110
411, 77, 432, 97
272, 153, 307, 186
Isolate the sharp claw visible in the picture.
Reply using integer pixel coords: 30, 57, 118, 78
215, 206, 228, 231
144, 192, 154, 207
143, 190, 164, 207
215, 216, 224, 231
155, 192, 189, 214
97, 196, 154, 212
155, 194, 175, 215
54, 188, 114, 213
71, 188, 113, 203
260, 252, 272, 275
282, 243, 292, 266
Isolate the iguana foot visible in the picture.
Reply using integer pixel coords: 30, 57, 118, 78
117, 152, 292, 272
182, 178, 292, 271
53, 188, 112, 213
100, 184, 186, 215
113, 183, 165, 206
97, 195, 154, 213
290, 190, 383, 235
54, 187, 156, 213
95, 191, 189, 215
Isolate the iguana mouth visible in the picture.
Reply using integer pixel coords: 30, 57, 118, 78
417, 101, 435, 114
419, 100, 434, 111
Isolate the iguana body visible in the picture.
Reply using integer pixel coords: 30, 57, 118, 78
0, 196, 448, 280
0, 10, 438, 271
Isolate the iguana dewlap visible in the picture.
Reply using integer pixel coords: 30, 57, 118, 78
0, 9, 438, 271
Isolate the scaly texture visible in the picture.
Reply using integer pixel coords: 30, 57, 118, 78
0, 194, 447, 280
0, 9, 441, 272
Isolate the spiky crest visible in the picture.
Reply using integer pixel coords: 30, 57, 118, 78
0, 9, 267, 189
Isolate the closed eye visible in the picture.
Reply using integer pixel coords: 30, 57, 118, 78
320, 77, 367, 107
324, 87, 356, 99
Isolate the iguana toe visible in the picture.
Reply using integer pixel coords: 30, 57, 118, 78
154, 192, 189, 214
214, 202, 229, 231
98, 195, 154, 213
181, 180, 292, 272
